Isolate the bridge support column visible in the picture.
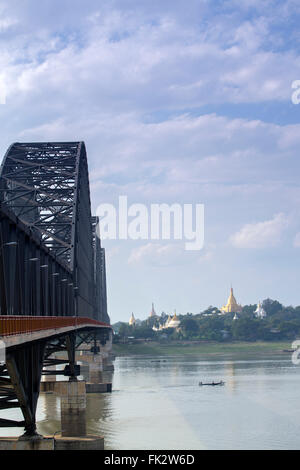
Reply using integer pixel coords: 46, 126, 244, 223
102, 354, 115, 372
89, 361, 103, 384
5, 342, 46, 439
76, 352, 112, 393
59, 381, 86, 437
86, 357, 112, 393
100, 331, 114, 371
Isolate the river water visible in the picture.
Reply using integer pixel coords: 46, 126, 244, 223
1, 353, 300, 449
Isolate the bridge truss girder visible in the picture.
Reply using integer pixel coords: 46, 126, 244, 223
0, 142, 97, 319
0, 203, 74, 317
0, 140, 111, 436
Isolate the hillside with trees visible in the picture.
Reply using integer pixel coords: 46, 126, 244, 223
113, 299, 300, 343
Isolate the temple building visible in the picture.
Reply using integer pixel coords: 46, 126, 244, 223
153, 311, 181, 331
220, 287, 243, 314
129, 312, 136, 326
152, 323, 164, 332
149, 302, 157, 318
166, 311, 181, 329
254, 301, 267, 319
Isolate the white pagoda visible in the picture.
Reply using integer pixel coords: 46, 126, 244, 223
254, 301, 267, 319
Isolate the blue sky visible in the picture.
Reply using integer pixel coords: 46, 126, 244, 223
0, 0, 300, 322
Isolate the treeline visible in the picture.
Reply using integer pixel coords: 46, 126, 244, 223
113, 300, 300, 343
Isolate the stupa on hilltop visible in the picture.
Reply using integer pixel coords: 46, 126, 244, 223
152, 310, 181, 331
165, 310, 180, 328
220, 287, 243, 314
129, 312, 136, 326
254, 301, 267, 319
149, 302, 157, 318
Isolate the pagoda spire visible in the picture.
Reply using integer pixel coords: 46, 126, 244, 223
149, 302, 157, 317
220, 285, 242, 314
129, 312, 136, 325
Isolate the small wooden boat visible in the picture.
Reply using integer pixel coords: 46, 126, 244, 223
199, 381, 225, 386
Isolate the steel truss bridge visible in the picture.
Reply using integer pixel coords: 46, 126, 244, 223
0, 142, 111, 437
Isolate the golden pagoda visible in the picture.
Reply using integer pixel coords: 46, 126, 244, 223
166, 310, 181, 329
220, 287, 242, 314
129, 312, 136, 326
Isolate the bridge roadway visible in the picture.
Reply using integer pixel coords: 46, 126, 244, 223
0, 315, 111, 348
0, 314, 112, 448
0, 314, 113, 438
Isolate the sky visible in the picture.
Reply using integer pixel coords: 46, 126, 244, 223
0, 0, 300, 322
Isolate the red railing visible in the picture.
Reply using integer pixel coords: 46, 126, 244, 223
0, 316, 111, 336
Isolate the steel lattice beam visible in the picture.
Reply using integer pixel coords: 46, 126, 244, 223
0, 141, 111, 436
0, 142, 107, 320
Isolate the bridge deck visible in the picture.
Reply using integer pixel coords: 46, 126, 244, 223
0, 316, 111, 348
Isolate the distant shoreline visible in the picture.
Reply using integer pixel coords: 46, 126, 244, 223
112, 340, 293, 357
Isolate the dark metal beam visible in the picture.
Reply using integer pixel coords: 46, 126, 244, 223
0, 141, 111, 434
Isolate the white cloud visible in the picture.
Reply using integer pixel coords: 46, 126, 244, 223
105, 246, 120, 261
197, 248, 214, 263
230, 213, 289, 249
0, 0, 299, 315
127, 242, 199, 267
14, 112, 300, 219
128, 243, 184, 267
128, 242, 213, 267
0, 0, 299, 114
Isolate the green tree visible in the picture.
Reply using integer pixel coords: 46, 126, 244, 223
198, 315, 227, 341
242, 304, 256, 315
262, 298, 283, 316
232, 316, 260, 341
133, 325, 155, 339
117, 323, 133, 341
201, 306, 220, 315
180, 317, 199, 338
146, 316, 159, 328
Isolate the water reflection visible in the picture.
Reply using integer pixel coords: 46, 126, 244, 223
37, 394, 61, 436
1, 354, 300, 449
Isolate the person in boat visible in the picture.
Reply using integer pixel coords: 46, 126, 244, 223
199, 380, 225, 386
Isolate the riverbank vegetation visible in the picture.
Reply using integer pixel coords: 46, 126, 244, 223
113, 299, 300, 346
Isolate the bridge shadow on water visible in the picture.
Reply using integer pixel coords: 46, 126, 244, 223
36, 370, 115, 445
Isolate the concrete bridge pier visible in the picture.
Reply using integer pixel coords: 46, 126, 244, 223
54, 379, 104, 450
89, 358, 104, 384
102, 353, 115, 372
78, 352, 112, 393
59, 380, 87, 437
100, 331, 115, 372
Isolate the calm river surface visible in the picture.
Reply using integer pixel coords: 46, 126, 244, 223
2, 353, 300, 449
